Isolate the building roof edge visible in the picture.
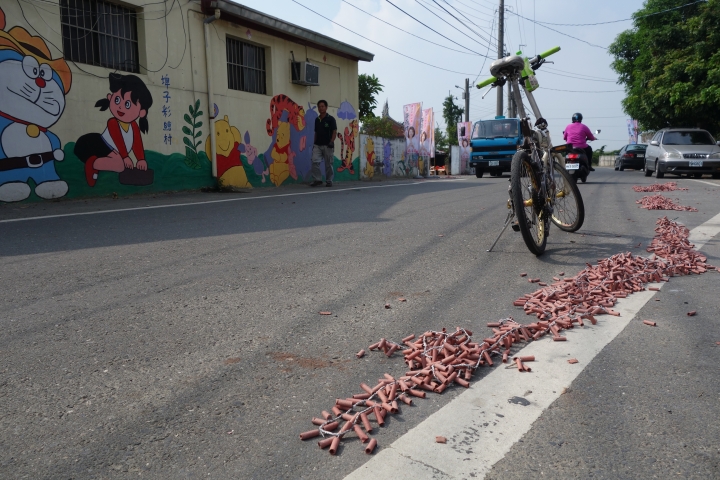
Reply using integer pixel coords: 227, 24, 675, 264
202, 0, 374, 62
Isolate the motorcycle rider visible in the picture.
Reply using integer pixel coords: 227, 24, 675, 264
563, 113, 596, 171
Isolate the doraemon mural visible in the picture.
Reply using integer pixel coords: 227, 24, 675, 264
0, 7, 71, 202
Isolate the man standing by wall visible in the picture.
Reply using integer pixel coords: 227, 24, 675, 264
311, 100, 337, 187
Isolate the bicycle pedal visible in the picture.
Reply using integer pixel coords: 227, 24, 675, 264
511, 223, 520, 232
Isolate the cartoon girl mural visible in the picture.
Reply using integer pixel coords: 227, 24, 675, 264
74, 73, 154, 187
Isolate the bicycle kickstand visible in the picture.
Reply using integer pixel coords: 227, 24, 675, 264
487, 209, 515, 252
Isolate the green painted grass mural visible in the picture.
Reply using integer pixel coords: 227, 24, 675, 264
52, 143, 215, 200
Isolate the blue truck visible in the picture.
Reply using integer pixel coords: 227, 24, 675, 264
469, 116, 522, 178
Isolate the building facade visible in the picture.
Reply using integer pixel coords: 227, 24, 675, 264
0, 0, 372, 203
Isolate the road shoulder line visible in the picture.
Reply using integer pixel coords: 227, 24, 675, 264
0, 179, 467, 224
689, 179, 720, 187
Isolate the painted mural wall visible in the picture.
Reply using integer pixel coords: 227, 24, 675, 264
359, 135, 422, 179
0, 4, 361, 203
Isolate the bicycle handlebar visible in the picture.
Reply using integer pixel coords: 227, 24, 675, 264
475, 46, 561, 89
538, 46, 560, 59
477, 76, 497, 89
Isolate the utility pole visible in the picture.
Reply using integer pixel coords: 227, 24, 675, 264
496, 0, 504, 118
464, 78, 470, 122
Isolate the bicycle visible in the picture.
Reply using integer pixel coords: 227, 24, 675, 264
480, 47, 585, 256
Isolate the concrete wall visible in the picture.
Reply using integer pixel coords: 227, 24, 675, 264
0, 1, 362, 204
450, 146, 459, 175
599, 155, 615, 167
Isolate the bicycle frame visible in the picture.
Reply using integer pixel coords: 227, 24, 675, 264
507, 74, 557, 217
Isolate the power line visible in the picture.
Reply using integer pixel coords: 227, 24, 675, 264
544, 66, 616, 81
384, 0, 490, 56
291, 0, 482, 74
441, 0, 498, 43
445, 0, 495, 21
513, 1, 525, 50
472, 16, 496, 85
24, 0, 173, 19
412, 0, 493, 50
541, 70, 618, 83
540, 87, 624, 93
428, 0, 493, 46
15, 0, 105, 78
504, 10, 608, 49
451, 0, 495, 14
340, 1, 482, 56
533, 0, 536, 53
16, 0, 188, 76
527, 0, 706, 27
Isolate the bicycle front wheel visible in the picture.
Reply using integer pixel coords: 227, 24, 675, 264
550, 163, 585, 232
511, 150, 547, 256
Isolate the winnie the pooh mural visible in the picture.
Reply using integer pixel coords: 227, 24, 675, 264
205, 115, 251, 189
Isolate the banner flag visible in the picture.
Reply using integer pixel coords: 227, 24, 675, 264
627, 119, 638, 144
403, 103, 422, 176
421, 108, 434, 158
457, 121, 472, 174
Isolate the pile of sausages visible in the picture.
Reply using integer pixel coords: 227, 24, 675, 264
636, 194, 698, 211
632, 182, 688, 192
300, 217, 714, 455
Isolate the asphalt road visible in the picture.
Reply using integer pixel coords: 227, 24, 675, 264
1, 169, 718, 479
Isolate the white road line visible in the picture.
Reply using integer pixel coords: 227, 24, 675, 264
0, 179, 467, 224
689, 179, 720, 187
346, 211, 720, 480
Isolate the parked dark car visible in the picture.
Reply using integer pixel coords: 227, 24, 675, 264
614, 144, 647, 171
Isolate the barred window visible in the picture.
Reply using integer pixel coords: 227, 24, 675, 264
226, 38, 266, 94
60, 0, 140, 73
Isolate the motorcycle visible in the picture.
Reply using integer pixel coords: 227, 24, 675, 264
562, 130, 600, 183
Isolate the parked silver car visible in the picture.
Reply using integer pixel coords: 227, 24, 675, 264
644, 128, 720, 178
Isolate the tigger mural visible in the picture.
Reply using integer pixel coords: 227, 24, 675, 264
336, 119, 358, 174
264, 94, 308, 186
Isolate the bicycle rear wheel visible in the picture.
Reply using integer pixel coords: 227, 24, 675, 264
551, 163, 585, 232
511, 150, 547, 256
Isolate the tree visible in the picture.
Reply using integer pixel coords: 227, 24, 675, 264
591, 145, 607, 166
609, 0, 720, 136
358, 74, 383, 119
442, 94, 464, 145
361, 116, 399, 138
434, 127, 448, 153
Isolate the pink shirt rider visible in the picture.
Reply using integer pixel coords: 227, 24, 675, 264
563, 122, 596, 149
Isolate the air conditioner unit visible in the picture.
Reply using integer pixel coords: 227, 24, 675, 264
291, 61, 319, 86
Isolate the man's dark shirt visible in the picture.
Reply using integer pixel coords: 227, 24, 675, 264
315, 114, 337, 146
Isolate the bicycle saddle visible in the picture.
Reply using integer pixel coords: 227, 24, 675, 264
489, 55, 525, 78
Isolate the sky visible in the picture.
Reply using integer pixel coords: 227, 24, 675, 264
241, 0, 647, 151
